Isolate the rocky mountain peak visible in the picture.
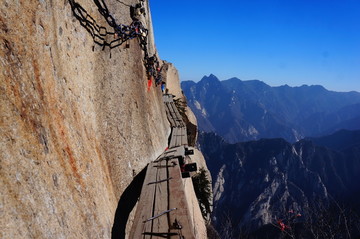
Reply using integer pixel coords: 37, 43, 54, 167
182, 75, 360, 143
199, 74, 221, 85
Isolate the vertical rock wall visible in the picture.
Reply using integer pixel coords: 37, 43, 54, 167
1, 0, 169, 238
164, 62, 198, 146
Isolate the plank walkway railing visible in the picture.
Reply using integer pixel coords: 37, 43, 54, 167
130, 94, 196, 238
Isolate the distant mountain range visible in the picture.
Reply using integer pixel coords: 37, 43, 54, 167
198, 129, 360, 238
182, 74, 360, 237
182, 74, 360, 143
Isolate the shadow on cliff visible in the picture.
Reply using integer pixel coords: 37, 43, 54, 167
111, 165, 147, 239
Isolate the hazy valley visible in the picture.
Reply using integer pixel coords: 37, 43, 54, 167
182, 74, 360, 143
183, 74, 360, 238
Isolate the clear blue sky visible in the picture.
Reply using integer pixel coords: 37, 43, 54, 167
149, 0, 360, 92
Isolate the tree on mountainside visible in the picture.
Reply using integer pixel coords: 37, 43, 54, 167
270, 199, 360, 239
303, 199, 360, 239
192, 168, 212, 221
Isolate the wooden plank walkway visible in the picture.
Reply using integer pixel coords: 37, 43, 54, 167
130, 148, 195, 238
164, 94, 188, 148
130, 94, 197, 238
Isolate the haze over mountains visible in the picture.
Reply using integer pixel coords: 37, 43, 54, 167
198, 130, 360, 237
182, 74, 360, 143
181, 74, 360, 237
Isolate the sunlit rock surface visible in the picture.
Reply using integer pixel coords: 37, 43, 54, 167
1, 0, 171, 238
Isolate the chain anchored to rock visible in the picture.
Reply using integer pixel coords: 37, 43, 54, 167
68, 0, 162, 86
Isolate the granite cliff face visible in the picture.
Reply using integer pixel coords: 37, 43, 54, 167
1, 1, 206, 238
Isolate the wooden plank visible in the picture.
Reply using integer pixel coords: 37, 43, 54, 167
130, 162, 159, 238
169, 128, 178, 148
178, 129, 183, 146
164, 103, 176, 127
169, 103, 179, 120
183, 128, 186, 145
171, 127, 187, 147
168, 104, 178, 127
175, 128, 182, 147
174, 108, 183, 122
130, 146, 190, 238
150, 158, 170, 235
178, 128, 183, 146
180, 127, 188, 146
174, 132, 178, 148
131, 94, 195, 238
168, 159, 196, 239
164, 146, 184, 159
163, 94, 172, 103
169, 103, 181, 123
168, 116, 176, 128
131, 159, 173, 238
163, 147, 180, 159
171, 103, 182, 119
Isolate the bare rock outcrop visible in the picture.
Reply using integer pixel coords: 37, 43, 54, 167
1, 0, 169, 238
163, 62, 198, 146
0, 0, 213, 238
